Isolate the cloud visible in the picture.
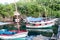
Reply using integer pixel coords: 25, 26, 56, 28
0, 0, 19, 4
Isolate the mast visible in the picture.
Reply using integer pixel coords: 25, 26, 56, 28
14, 0, 17, 12
14, 0, 20, 31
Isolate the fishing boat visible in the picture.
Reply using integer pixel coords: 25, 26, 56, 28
0, 22, 28, 40
26, 17, 58, 29
0, 0, 28, 39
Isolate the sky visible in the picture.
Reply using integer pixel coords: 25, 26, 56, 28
0, 0, 19, 4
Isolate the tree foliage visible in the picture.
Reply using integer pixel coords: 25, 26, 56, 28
0, 4, 15, 18
0, 0, 60, 18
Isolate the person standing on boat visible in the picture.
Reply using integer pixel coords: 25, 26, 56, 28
19, 16, 26, 31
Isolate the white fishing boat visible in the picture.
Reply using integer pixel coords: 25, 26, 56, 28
26, 17, 58, 29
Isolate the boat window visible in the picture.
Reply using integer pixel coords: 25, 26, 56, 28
39, 24, 41, 25
45, 23, 47, 25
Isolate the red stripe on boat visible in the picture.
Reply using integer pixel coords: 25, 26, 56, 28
35, 24, 40, 26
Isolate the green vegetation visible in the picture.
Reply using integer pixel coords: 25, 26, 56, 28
0, 0, 60, 18
0, 4, 15, 18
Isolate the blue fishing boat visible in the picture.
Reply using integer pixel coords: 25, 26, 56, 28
0, 22, 28, 40
26, 17, 58, 29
